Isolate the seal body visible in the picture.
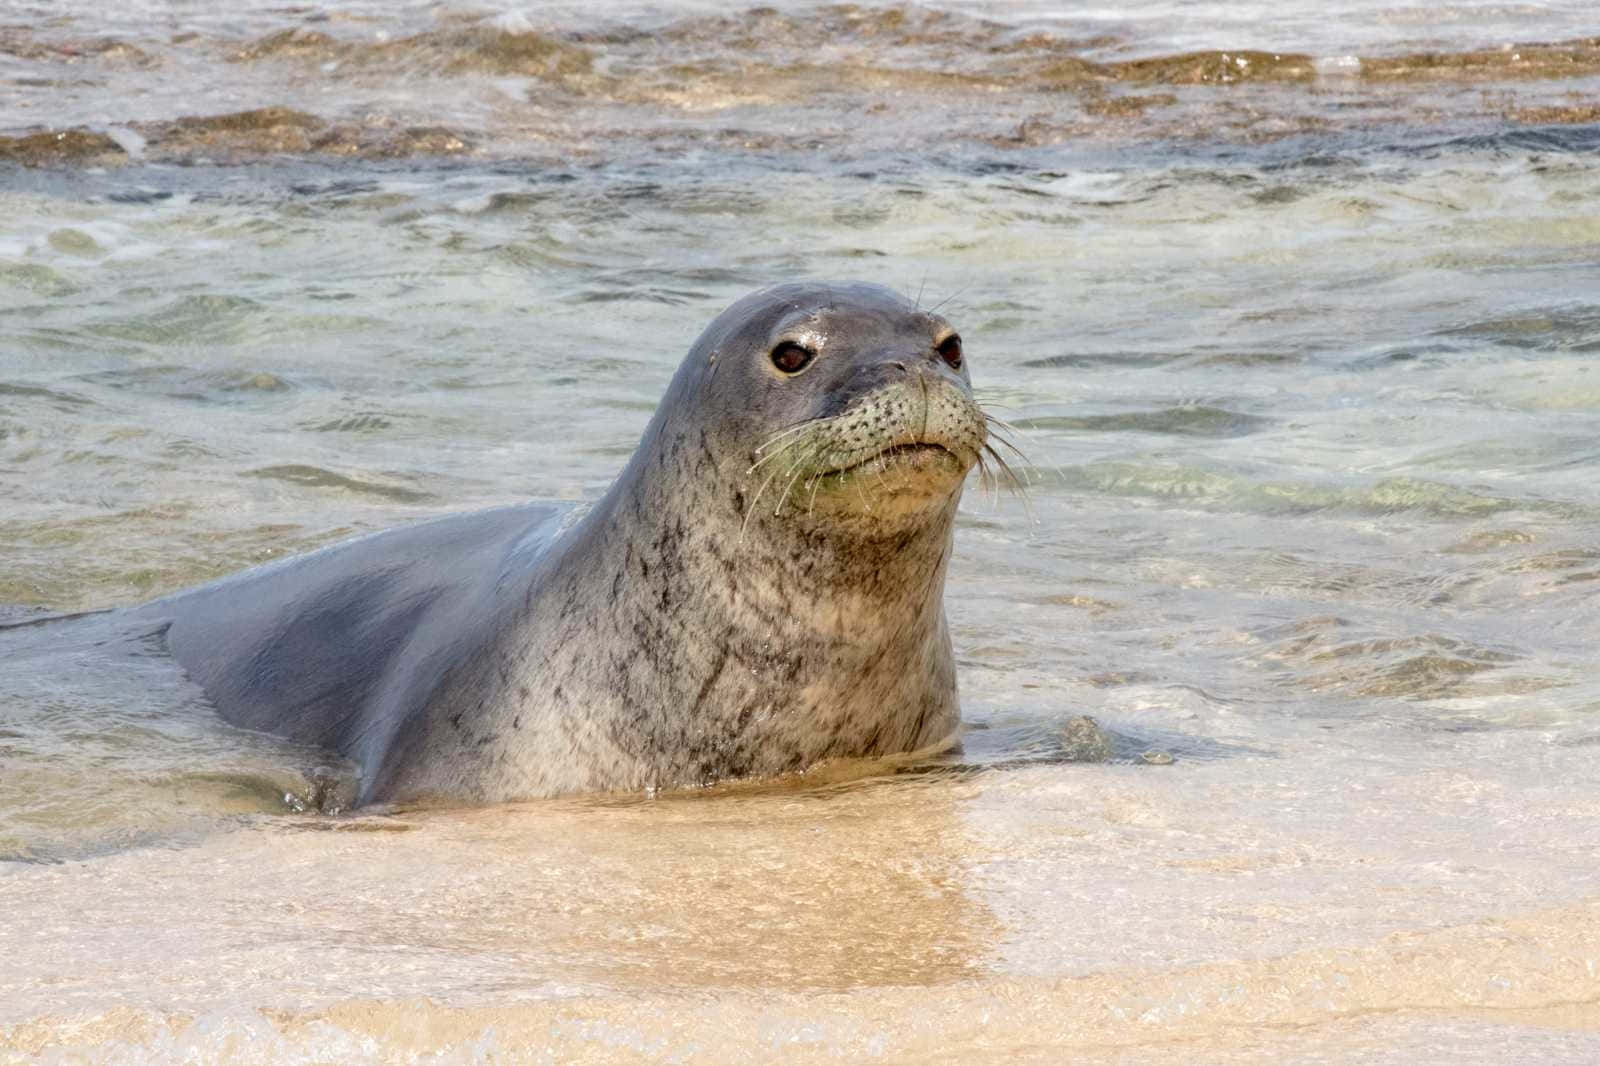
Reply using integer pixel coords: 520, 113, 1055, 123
140, 282, 987, 805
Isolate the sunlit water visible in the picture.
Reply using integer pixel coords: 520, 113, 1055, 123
3, 1, 1600, 1062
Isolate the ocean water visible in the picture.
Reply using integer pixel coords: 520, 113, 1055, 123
3, 1, 1600, 1062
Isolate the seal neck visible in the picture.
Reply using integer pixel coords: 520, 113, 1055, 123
580, 421, 962, 643
506, 405, 965, 791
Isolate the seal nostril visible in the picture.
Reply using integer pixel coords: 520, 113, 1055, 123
890, 360, 908, 373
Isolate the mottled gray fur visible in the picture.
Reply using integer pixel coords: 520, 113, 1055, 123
138, 282, 985, 805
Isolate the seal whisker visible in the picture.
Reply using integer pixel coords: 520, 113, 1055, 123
741, 453, 796, 539
985, 425, 1028, 454
867, 448, 908, 510
774, 444, 825, 516
749, 423, 823, 474
866, 452, 895, 504
983, 453, 1009, 510
980, 416, 1031, 473
927, 284, 969, 315
981, 441, 1027, 492
981, 409, 1026, 438
747, 432, 813, 475
754, 419, 820, 456
981, 442, 1034, 520
981, 411, 1029, 450
851, 466, 874, 512
974, 450, 994, 495
986, 432, 1030, 472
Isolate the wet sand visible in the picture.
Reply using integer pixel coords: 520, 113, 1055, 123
5, 739, 1600, 1062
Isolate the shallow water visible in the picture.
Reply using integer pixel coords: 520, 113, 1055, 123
4, 1, 1600, 1062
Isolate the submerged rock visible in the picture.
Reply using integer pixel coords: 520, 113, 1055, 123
1111, 50, 1317, 85
0, 128, 125, 166
1060, 715, 1114, 763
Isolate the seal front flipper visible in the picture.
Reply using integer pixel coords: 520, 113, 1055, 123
148, 503, 568, 776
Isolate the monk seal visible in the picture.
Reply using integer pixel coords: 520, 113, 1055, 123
131, 281, 993, 805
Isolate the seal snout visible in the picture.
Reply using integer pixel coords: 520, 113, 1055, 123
812, 365, 986, 484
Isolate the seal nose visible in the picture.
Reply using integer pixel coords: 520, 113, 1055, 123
886, 352, 950, 380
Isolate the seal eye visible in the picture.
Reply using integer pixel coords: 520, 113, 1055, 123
937, 334, 963, 370
770, 340, 816, 375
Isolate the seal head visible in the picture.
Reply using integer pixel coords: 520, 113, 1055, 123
651, 281, 984, 537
